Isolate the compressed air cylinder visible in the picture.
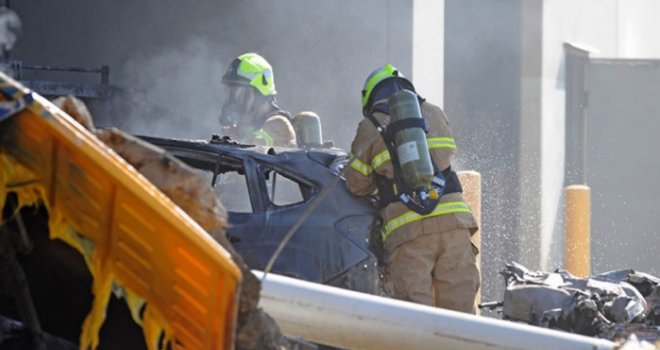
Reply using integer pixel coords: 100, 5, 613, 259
293, 111, 323, 148
387, 90, 433, 189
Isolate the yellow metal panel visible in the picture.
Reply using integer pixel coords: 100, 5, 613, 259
0, 75, 241, 350
54, 144, 114, 244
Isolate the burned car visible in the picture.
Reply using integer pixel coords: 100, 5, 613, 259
141, 135, 381, 294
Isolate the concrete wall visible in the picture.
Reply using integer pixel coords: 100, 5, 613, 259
447, 0, 660, 289
534, 0, 660, 270
9, 0, 413, 149
617, 0, 660, 58
445, 0, 522, 305
587, 59, 660, 275
538, 0, 621, 270
412, 0, 444, 107
517, 0, 543, 270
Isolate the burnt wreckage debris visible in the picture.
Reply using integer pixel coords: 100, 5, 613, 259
488, 262, 660, 342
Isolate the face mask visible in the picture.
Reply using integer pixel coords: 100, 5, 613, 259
219, 103, 241, 128
219, 85, 248, 128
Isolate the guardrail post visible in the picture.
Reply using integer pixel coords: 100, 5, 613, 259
563, 185, 591, 277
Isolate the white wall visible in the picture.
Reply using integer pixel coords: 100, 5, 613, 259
412, 0, 444, 107
539, 0, 618, 270
618, 0, 660, 58
535, 0, 660, 269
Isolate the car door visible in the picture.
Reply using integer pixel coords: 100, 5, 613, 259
216, 157, 269, 258
224, 158, 319, 279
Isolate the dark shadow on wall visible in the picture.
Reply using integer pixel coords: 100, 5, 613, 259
445, 0, 522, 307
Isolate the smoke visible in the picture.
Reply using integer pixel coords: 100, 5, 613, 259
98, 38, 226, 139
9, 0, 407, 149
0, 7, 20, 52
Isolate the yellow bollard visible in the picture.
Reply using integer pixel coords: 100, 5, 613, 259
564, 185, 591, 277
458, 171, 481, 312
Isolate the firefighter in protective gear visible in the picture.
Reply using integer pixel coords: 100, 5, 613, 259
346, 64, 480, 313
220, 53, 297, 148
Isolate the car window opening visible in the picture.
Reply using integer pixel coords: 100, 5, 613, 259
263, 167, 311, 206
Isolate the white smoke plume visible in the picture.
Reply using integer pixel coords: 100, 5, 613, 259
97, 38, 226, 139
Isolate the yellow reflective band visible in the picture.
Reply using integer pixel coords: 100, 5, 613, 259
370, 137, 457, 170
381, 201, 471, 240
427, 137, 456, 149
254, 128, 274, 147
350, 155, 373, 176
371, 149, 390, 169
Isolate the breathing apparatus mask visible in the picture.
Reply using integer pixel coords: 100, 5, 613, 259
219, 85, 248, 127
219, 84, 262, 141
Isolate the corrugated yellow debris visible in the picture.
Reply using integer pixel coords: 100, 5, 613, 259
0, 74, 241, 350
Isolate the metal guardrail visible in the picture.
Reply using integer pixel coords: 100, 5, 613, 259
6, 60, 114, 98
256, 271, 616, 350
9, 61, 109, 84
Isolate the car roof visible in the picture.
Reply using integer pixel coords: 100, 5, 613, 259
138, 135, 348, 177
